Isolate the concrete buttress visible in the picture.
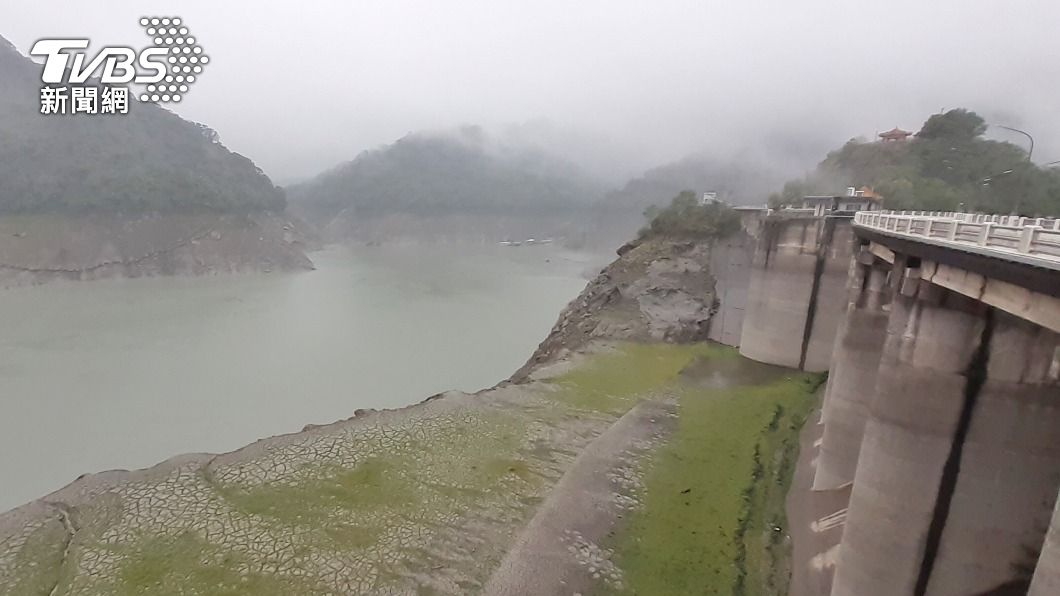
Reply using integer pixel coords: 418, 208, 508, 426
924, 311, 1060, 594
831, 289, 985, 595
832, 286, 1060, 595
813, 260, 892, 490
739, 216, 853, 371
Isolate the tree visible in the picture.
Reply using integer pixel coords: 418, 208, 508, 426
639, 190, 741, 239
917, 109, 988, 142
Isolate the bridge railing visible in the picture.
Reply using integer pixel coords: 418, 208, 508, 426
854, 210, 1060, 261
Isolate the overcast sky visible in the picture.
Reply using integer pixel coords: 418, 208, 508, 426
2, 0, 1058, 185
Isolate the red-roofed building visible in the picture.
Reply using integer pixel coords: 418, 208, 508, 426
879, 127, 913, 142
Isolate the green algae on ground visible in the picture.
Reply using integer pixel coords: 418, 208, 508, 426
609, 358, 822, 596
217, 457, 420, 524
740, 392, 819, 596
115, 532, 324, 596
551, 342, 729, 414
181, 406, 559, 591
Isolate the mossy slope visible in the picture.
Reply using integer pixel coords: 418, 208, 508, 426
609, 359, 821, 595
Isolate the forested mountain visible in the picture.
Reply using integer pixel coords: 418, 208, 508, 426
773, 109, 1060, 215
288, 127, 606, 224
0, 36, 284, 213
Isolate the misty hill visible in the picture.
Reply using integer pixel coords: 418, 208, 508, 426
598, 155, 787, 213
289, 128, 605, 224
773, 109, 1060, 215
0, 36, 283, 213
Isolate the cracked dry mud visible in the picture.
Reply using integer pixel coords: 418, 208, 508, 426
0, 342, 704, 596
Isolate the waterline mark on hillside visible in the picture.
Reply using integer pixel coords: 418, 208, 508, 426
32, 16, 209, 115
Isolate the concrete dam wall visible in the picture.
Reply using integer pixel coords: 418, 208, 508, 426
828, 262, 1060, 595
706, 225, 756, 347
696, 210, 1060, 594
808, 219, 1060, 596
737, 215, 855, 371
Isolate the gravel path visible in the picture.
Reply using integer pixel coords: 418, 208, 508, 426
483, 397, 677, 596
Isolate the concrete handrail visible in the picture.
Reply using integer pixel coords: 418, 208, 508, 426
853, 210, 1060, 268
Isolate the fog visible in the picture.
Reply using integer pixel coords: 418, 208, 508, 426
2, 0, 1058, 185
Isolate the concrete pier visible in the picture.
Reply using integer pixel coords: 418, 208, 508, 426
707, 226, 756, 347
830, 288, 985, 595
812, 256, 892, 490
803, 220, 856, 371
739, 216, 853, 371
923, 311, 1060, 594
831, 286, 1060, 595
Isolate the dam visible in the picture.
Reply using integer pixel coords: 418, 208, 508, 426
732, 209, 1060, 595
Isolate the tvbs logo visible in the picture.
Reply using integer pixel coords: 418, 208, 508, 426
32, 17, 209, 115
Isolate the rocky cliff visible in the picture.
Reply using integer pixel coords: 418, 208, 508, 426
512, 223, 758, 380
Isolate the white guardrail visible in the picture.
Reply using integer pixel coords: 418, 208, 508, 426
853, 210, 1060, 268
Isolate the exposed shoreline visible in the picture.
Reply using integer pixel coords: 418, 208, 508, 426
0, 212, 315, 289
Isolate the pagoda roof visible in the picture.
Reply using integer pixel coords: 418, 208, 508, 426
879, 127, 913, 139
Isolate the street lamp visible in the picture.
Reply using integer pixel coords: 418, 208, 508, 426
994, 125, 1034, 161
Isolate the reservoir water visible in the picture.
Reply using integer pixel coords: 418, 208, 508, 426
0, 245, 597, 512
